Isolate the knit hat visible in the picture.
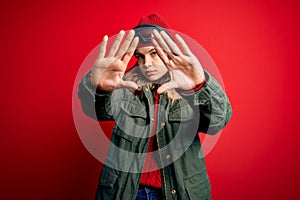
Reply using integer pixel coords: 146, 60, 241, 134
136, 13, 169, 28
134, 13, 169, 47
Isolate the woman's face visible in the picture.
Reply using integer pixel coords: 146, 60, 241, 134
134, 46, 168, 82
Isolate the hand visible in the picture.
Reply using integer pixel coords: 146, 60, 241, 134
152, 29, 205, 94
90, 30, 139, 92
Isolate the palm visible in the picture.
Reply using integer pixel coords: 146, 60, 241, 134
92, 58, 126, 91
152, 30, 205, 93
166, 55, 203, 90
90, 30, 139, 92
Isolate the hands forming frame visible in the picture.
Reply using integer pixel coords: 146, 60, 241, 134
90, 29, 205, 93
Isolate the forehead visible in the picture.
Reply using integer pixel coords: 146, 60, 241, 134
135, 46, 155, 54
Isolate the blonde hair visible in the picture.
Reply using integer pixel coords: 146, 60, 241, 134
123, 66, 181, 103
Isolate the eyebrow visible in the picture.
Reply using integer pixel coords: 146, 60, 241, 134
135, 48, 156, 54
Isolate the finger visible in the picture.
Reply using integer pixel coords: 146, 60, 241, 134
107, 30, 125, 57
157, 81, 178, 94
122, 36, 139, 65
152, 29, 172, 54
151, 38, 169, 64
160, 31, 183, 57
175, 34, 193, 56
116, 80, 138, 90
116, 30, 135, 57
97, 35, 108, 59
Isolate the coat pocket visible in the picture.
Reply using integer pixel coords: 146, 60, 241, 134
167, 103, 197, 151
184, 171, 211, 200
96, 166, 120, 200
98, 166, 119, 188
168, 104, 194, 122
114, 100, 148, 138
120, 100, 147, 119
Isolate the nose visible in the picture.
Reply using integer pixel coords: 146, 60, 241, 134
143, 55, 152, 68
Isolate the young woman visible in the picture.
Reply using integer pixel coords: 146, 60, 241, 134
78, 14, 232, 200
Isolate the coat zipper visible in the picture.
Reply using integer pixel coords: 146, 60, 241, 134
133, 91, 168, 200
152, 92, 168, 200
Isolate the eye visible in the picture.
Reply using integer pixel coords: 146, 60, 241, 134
134, 54, 144, 60
151, 51, 157, 57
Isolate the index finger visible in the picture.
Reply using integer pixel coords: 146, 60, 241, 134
160, 31, 183, 56
152, 29, 172, 54
122, 36, 139, 65
116, 30, 136, 57
151, 38, 169, 64
107, 30, 125, 57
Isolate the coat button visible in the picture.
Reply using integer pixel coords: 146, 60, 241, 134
171, 189, 177, 195
165, 154, 171, 160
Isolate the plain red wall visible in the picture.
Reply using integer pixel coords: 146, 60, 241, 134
1, 0, 300, 199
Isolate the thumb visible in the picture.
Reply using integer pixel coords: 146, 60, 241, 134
157, 81, 178, 94
116, 80, 138, 90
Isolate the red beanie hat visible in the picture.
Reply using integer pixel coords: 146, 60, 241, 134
136, 13, 169, 28
134, 14, 170, 47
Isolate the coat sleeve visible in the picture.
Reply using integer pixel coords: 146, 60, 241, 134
181, 71, 232, 135
77, 71, 117, 121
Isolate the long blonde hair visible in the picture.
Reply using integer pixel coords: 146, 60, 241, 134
123, 66, 181, 103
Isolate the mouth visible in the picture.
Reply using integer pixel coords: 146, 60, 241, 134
145, 69, 156, 76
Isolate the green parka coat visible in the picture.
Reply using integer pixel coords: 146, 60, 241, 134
78, 71, 232, 200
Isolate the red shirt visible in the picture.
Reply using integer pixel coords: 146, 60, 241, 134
139, 135, 162, 188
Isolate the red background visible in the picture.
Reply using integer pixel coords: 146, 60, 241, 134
1, 0, 300, 199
